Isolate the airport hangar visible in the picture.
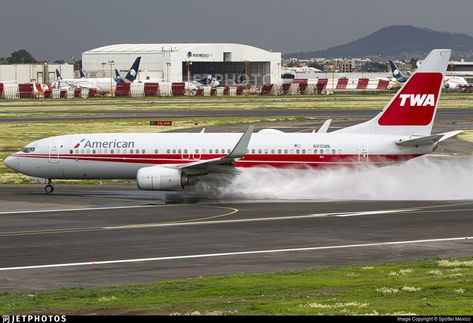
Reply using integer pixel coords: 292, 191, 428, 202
82, 43, 282, 86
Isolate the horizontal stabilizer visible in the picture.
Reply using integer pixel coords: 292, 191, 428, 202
395, 130, 463, 146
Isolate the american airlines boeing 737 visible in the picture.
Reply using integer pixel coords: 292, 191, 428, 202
4, 49, 463, 193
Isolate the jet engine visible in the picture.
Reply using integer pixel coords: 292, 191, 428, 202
137, 166, 190, 191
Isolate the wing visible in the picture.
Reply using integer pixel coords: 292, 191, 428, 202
165, 126, 254, 175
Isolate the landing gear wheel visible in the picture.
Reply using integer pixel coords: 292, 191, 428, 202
45, 184, 54, 194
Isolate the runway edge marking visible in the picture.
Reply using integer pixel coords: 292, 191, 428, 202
0, 236, 471, 272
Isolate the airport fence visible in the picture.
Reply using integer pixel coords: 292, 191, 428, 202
0, 78, 398, 100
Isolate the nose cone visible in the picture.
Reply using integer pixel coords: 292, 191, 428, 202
4, 156, 17, 171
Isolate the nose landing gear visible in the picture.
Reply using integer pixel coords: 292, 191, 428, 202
45, 179, 54, 194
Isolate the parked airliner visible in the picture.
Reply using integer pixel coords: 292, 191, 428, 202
4, 49, 463, 193
390, 59, 468, 90
52, 57, 141, 93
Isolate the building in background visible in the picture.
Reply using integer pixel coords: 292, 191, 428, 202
82, 43, 281, 86
0, 64, 74, 83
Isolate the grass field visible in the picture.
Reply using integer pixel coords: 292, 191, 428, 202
1, 93, 473, 120
1, 257, 472, 315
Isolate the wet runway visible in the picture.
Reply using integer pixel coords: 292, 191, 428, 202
0, 185, 472, 291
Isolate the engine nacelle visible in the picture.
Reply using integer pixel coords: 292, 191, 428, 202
137, 166, 189, 191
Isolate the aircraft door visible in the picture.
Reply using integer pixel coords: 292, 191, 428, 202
49, 143, 60, 163
181, 148, 190, 160
192, 148, 202, 161
358, 142, 369, 162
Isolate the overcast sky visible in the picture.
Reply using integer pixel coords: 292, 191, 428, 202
1, 0, 472, 61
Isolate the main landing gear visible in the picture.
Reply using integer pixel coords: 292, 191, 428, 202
45, 179, 54, 194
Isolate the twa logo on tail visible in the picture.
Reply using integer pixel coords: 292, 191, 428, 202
378, 72, 443, 126
399, 94, 435, 107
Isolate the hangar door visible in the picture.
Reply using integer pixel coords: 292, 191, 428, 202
182, 62, 270, 86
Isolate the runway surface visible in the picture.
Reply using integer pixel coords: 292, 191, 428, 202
0, 184, 472, 291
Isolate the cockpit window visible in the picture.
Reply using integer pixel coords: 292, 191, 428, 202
22, 147, 35, 153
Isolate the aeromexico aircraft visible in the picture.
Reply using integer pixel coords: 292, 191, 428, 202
390, 59, 468, 90
53, 57, 141, 92
5, 49, 463, 193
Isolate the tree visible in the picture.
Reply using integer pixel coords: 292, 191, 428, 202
6, 49, 36, 64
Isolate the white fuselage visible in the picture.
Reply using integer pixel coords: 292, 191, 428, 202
64, 78, 117, 93
5, 132, 432, 180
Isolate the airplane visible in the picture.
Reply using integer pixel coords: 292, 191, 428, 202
52, 57, 141, 93
4, 49, 463, 194
389, 60, 410, 83
183, 73, 221, 93
390, 60, 468, 90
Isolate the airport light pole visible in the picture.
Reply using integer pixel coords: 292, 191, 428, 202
41, 61, 47, 96
186, 60, 192, 96
331, 60, 335, 95
244, 60, 250, 96
108, 60, 115, 96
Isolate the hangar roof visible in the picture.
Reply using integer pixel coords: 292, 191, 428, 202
83, 43, 279, 55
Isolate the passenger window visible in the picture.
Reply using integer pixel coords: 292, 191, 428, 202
130, 149, 134, 154
116, 149, 121, 154
252, 149, 255, 154
135, 149, 139, 154
75, 149, 79, 154
98, 149, 102, 154
142, 149, 146, 154
264, 149, 268, 154
195, 149, 199, 154
290, 149, 294, 154
284, 149, 288, 154
332, 149, 336, 154
227, 149, 231, 153
314, 149, 318, 154
320, 149, 324, 154
296, 149, 300, 154
215, 149, 219, 153
271, 149, 275, 154
184, 149, 188, 154
258, 149, 262, 154
155, 149, 158, 154
172, 149, 176, 154
338, 149, 342, 154
302, 149, 306, 154
166, 149, 170, 154
111, 149, 114, 154
92, 149, 96, 154
69, 150, 73, 154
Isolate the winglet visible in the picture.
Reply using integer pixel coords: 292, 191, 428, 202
227, 126, 254, 159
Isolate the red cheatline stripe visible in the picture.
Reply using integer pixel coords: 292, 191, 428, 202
12, 153, 422, 166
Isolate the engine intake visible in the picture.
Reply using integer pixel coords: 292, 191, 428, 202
137, 166, 189, 191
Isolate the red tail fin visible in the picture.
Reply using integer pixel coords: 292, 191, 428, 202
378, 72, 443, 126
